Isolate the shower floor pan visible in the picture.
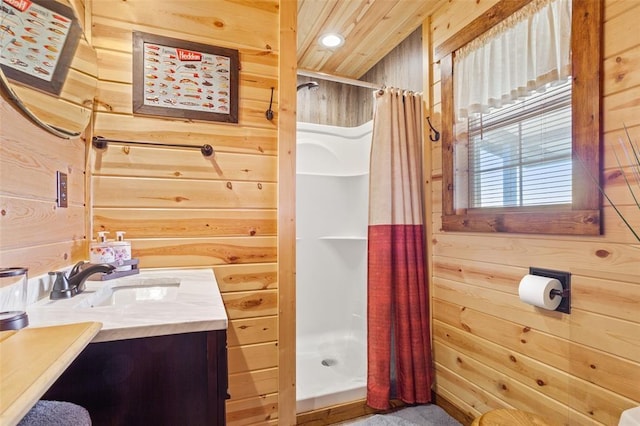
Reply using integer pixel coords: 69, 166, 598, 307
296, 333, 366, 413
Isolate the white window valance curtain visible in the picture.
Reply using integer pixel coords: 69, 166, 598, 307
454, 0, 572, 120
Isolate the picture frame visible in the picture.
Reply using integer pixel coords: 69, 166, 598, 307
132, 31, 239, 123
0, 0, 82, 96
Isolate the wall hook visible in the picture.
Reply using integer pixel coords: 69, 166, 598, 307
265, 87, 275, 121
426, 116, 440, 142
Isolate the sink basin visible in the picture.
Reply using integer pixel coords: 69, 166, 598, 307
26, 268, 227, 342
76, 277, 181, 308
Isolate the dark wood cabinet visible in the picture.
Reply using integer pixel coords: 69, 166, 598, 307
43, 330, 227, 426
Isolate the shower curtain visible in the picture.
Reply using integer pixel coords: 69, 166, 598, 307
366, 88, 432, 410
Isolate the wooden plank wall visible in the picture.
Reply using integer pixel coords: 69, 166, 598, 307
360, 27, 423, 92
0, 94, 87, 277
87, 1, 281, 424
426, 1, 640, 425
295, 76, 371, 127
296, 27, 423, 128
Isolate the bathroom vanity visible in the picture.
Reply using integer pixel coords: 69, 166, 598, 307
26, 268, 228, 426
42, 329, 227, 425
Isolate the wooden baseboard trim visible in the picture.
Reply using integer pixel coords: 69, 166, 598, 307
295, 392, 472, 426
433, 391, 475, 426
296, 398, 406, 425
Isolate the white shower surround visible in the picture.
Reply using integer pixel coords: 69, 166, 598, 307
296, 121, 373, 413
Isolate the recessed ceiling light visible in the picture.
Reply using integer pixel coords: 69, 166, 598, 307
319, 33, 344, 48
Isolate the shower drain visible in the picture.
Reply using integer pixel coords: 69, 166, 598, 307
321, 358, 338, 367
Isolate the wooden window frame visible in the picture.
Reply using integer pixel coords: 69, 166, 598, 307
436, 0, 602, 235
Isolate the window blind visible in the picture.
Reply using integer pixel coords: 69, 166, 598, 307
467, 79, 572, 208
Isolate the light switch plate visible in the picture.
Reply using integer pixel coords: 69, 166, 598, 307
56, 171, 68, 208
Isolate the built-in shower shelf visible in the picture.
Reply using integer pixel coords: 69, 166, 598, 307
319, 236, 367, 240
297, 172, 368, 177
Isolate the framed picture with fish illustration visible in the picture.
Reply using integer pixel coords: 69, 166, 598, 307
0, 0, 82, 96
132, 31, 239, 123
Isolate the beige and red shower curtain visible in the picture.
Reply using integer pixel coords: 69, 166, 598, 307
367, 88, 432, 410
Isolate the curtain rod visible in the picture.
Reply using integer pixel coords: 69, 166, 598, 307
92, 136, 214, 157
297, 68, 382, 90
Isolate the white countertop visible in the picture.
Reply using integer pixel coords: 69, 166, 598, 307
27, 268, 227, 343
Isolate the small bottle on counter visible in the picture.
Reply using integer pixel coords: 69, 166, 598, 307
111, 231, 132, 271
89, 231, 115, 264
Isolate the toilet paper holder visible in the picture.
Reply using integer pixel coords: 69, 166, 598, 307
550, 288, 570, 298
530, 267, 571, 314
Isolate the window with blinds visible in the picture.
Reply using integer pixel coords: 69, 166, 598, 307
439, 0, 601, 235
466, 79, 572, 209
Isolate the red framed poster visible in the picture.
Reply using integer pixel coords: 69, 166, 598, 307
132, 31, 239, 123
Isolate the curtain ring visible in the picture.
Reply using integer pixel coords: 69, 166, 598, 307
426, 116, 440, 142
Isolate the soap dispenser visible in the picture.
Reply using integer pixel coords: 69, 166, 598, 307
112, 231, 132, 271
89, 231, 115, 264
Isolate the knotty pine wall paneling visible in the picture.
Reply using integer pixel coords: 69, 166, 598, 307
0, 94, 87, 277
426, 1, 640, 425
89, 1, 283, 424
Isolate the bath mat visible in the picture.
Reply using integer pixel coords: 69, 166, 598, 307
349, 404, 462, 426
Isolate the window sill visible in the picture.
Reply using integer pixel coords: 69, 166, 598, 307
442, 209, 600, 235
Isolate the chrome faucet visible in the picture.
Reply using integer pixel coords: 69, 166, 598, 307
49, 261, 116, 300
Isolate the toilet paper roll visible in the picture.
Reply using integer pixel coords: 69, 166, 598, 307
518, 274, 563, 310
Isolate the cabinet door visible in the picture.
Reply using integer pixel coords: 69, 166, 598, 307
44, 330, 227, 426
208, 329, 229, 422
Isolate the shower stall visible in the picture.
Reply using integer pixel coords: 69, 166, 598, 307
296, 120, 373, 413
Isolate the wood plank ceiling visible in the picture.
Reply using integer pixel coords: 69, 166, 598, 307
297, 0, 442, 79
